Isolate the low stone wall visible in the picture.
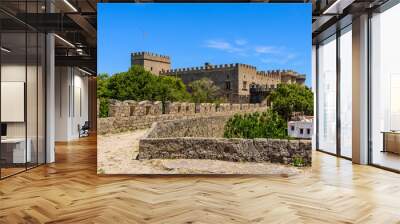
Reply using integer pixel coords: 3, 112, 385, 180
146, 116, 229, 138
98, 100, 265, 135
139, 138, 311, 165
138, 116, 312, 166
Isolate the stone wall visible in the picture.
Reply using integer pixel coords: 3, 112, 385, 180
98, 100, 265, 135
108, 100, 163, 117
139, 138, 311, 165
138, 116, 312, 166
146, 116, 229, 138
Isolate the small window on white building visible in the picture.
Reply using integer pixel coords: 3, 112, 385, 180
307, 129, 311, 135
300, 128, 304, 135
291, 126, 295, 131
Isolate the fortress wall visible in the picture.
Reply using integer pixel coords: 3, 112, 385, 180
158, 62, 305, 103
162, 65, 240, 103
98, 99, 265, 135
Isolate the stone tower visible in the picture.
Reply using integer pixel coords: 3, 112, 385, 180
131, 52, 171, 76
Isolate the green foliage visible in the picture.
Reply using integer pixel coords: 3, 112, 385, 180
99, 98, 109, 118
268, 84, 313, 121
99, 65, 190, 103
292, 156, 305, 167
97, 73, 111, 98
224, 109, 288, 139
188, 78, 223, 103
153, 76, 191, 103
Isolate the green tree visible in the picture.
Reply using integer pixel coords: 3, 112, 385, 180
224, 109, 288, 139
268, 83, 313, 121
97, 73, 111, 118
97, 73, 111, 98
154, 76, 191, 103
188, 78, 222, 103
107, 66, 157, 101
105, 65, 190, 102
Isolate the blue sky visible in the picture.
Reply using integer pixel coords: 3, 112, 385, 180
98, 4, 312, 86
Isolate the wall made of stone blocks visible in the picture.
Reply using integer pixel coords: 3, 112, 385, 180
164, 102, 196, 115
97, 99, 267, 135
139, 137, 312, 166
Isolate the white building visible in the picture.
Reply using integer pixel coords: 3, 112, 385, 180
288, 116, 314, 139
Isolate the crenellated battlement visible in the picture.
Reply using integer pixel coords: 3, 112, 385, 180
159, 62, 305, 87
132, 51, 170, 59
159, 62, 239, 75
131, 51, 171, 65
254, 69, 304, 79
237, 63, 257, 70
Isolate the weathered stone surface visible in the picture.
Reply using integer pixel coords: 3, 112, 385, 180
138, 137, 311, 165
139, 138, 254, 162
217, 103, 231, 112
147, 116, 228, 138
231, 104, 240, 111
241, 104, 250, 110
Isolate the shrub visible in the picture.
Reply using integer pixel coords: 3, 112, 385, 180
99, 98, 109, 118
292, 156, 305, 167
224, 109, 288, 139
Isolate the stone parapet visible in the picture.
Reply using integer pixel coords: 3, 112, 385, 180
97, 100, 266, 135
139, 138, 311, 165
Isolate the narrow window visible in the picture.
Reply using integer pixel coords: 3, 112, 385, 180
300, 128, 304, 134
226, 81, 231, 90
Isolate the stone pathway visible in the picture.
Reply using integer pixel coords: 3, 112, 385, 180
97, 129, 305, 175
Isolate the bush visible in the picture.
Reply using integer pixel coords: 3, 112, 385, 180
99, 98, 109, 118
224, 109, 288, 139
268, 84, 313, 121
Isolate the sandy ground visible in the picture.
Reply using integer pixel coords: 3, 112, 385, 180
97, 129, 305, 175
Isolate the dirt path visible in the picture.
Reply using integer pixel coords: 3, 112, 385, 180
97, 129, 305, 175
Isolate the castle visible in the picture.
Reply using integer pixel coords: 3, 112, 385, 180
131, 51, 306, 103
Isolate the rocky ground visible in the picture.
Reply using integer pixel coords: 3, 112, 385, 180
97, 129, 306, 175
